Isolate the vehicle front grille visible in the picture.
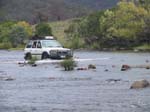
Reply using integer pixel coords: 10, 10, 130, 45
57, 51, 68, 55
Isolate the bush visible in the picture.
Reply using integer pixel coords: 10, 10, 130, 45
0, 42, 12, 49
28, 56, 38, 65
90, 42, 100, 50
9, 25, 29, 47
60, 58, 76, 71
69, 36, 85, 49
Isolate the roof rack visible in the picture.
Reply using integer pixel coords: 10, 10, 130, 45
30, 35, 54, 40
45, 36, 54, 40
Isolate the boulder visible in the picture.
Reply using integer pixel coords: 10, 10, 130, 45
130, 80, 150, 89
146, 66, 150, 69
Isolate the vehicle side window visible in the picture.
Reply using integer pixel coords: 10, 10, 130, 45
26, 42, 32, 48
32, 41, 37, 48
37, 41, 42, 48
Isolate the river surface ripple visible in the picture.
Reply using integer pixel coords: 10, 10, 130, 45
0, 50, 150, 112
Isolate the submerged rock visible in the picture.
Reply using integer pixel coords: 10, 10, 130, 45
130, 80, 150, 89
5, 77, 15, 81
32, 64, 37, 67
88, 64, 96, 69
104, 69, 109, 72
121, 64, 131, 71
77, 67, 88, 70
106, 79, 122, 83
146, 60, 149, 63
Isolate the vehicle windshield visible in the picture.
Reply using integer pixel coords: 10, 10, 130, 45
42, 40, 62, 48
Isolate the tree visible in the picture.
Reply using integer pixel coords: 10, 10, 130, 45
9, 25, 28, 47
0, 21, 16, 42
17, 21, 33, 37
99, 1, 148, 47
35, 23, 52, 36
138, 0, 150, 9
138, 18, 150, 44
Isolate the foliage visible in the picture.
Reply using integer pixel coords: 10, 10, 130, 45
68, 35, 85, 49
0, 0, 118, 23
9, 25, 29, 47
137, 0, 150, 10
28, 56, 38, 65
134, 44, 150, 52
50, 20, 72, 46
0, 1, 149, 50
0, 42, 12, 49
79, 11, 104, 38
64, 1, 150, 49
64, 12, 103, 48
60, 58, 76, 71
17, 21, 33, 37
99, 1, 148, 47
0, 21, 33, 48
35, 23, 52, 36
0, 21, 16, 42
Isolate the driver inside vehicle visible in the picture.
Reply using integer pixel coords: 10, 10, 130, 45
32, 41, 37, 48
37, 41, 42, 48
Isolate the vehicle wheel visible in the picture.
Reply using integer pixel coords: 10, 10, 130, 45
41, 52, 49, 60
24, 53, 32, 60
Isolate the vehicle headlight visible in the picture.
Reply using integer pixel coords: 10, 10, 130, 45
67, 50, 73, 56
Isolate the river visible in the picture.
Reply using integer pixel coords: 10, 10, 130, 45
0, 50, 150, 112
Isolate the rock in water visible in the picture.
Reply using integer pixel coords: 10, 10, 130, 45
121, 64, 130, 71
88, 64, 96, 69
77, 67, 87, 70
130, 80, 150, 89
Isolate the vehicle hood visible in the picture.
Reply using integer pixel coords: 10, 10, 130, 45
43, 47, 71, 51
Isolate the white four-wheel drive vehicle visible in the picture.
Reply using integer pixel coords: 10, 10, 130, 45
24, 36, 73, 60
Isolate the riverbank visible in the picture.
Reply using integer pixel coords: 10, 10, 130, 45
1, 41, 150, 53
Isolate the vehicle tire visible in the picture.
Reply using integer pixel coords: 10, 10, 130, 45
41, 52, 49, 60
24, 53, 32, 60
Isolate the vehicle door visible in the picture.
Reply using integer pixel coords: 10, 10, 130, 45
31, 40, 42, 55
31, 40, 37, 55
35, 41, 43, 55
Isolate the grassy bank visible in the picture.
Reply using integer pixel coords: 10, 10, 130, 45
49, 19, 72, 47
134, 44, 150, 52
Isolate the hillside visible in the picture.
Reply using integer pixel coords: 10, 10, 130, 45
0, 0, 118, 23
65, 0, 119, 10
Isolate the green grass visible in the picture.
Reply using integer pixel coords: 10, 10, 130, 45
49, 19, 72, 46
8, 48, 24, 50
135, 44, 150, 51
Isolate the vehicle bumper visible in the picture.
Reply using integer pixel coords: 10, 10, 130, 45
49, 50, 73, 59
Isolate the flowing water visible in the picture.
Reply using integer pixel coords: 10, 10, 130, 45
0, 50, 150, 112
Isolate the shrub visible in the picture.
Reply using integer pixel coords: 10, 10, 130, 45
9, 25, 28, 47
69, 36, 85, 49
28, 56, 38, 65
60, 58, 76, 71
0, 42, 12, 49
